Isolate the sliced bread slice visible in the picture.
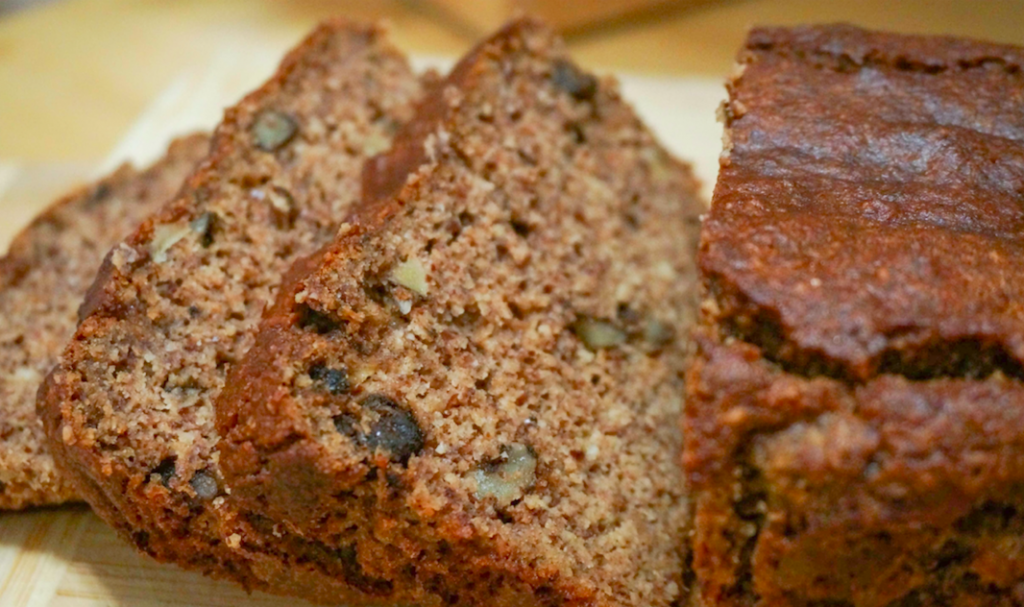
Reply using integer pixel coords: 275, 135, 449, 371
39, 19, 425, 598
218, 19, 702, 607
0, 134, 208, 509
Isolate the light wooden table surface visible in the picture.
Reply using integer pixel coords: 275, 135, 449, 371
2, 0, 1024, 164
0, 1, 1022, 605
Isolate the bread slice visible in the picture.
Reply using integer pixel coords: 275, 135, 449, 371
39, 20, 424, 595
0, 134, 208, 510
217, 19, 702, 607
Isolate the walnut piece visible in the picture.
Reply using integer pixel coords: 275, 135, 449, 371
473, 443, 537, 506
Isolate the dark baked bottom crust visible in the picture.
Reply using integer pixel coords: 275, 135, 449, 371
217, 18, 702, 607
0, 133, 208, 509
688, 24, 1024, 607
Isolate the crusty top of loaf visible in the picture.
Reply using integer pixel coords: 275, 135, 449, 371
702, 24, 1024, 381
748, 24, 1024, 70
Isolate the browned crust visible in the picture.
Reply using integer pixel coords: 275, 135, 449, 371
688, 23, 1024, 607
746, 24, 1024, 70
703, 24, 1024, 381
687, 331, 1024, 606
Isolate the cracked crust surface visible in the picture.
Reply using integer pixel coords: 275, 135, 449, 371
38, 20, 425, 601
687, 24, 1024, 607
0, 134, 208, 510
217, 19, 703, 607
703, 25, 1024, 382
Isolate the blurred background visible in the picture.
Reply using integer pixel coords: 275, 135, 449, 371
0, 0, 1023, 234
2, 0, 1023, 162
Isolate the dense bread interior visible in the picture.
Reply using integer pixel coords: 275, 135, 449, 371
40, 20, 422, 586
688, 25, 1024, 607
219, 19, 702, 607
0, 134, 208, 509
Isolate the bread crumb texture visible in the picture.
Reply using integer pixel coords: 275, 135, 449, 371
38, 19, 426, 601
0, 134, 208, 509
218, 19, 703, 607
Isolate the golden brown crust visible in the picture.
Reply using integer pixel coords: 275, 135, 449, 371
688, 24, 1024, 607
218, 18, 703, 607
704, 24, 1024, 381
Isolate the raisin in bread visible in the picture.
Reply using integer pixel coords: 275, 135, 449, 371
39, 20, 425, 598
218, 19, 702, 607
0, 134, 207, 510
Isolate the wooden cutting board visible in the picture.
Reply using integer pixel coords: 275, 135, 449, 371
0, 52, 724, 607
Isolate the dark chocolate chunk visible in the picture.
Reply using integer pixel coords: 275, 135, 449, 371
190, 470, 219, 499
152, 458, 176, 487
334, 394, 425, 464
361, 395, 424, 462
310, 364, 350, 395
